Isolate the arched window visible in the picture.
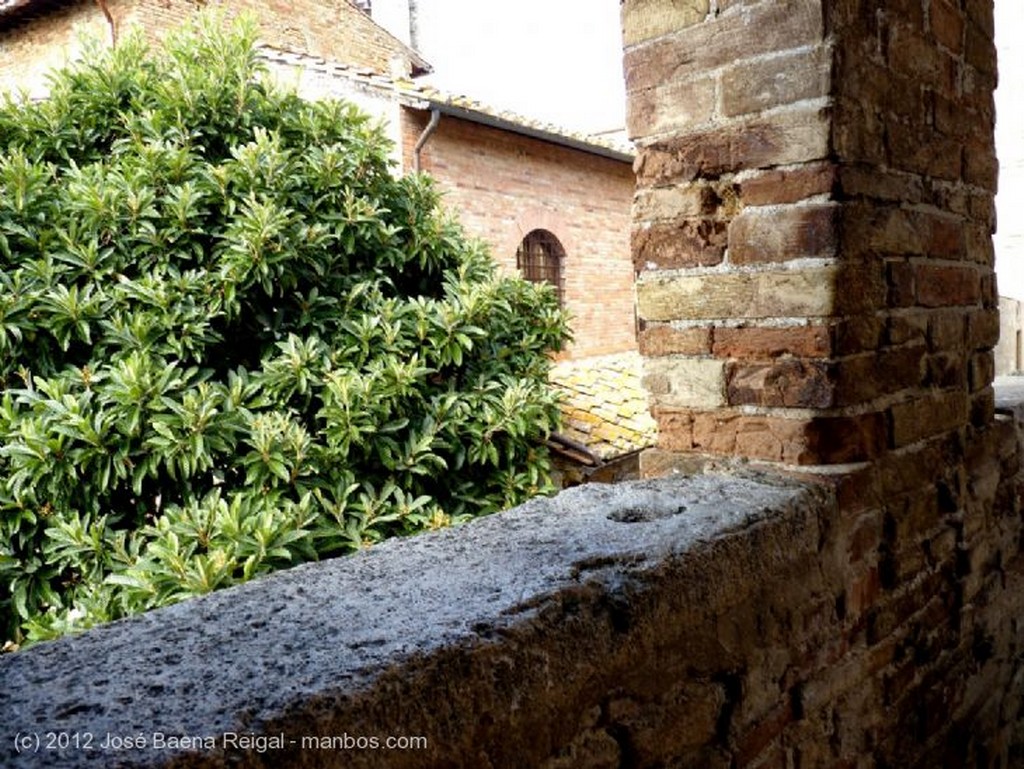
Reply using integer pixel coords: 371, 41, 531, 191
516, 229, 565, 305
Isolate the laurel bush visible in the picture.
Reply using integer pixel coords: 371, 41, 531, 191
0, 17, 567, 647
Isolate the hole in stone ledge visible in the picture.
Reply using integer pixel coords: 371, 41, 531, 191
607, 503, 687, 524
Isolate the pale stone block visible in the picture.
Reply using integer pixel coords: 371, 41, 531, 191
621, 0, 711, 47
643, 356, 725, 408
636, 268, 837, 322
633, 184, 709, 221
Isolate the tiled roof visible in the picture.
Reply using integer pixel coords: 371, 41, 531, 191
256, 46, 634, 161
550, 352, 658, 462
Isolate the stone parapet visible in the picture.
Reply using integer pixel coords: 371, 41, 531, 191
3, 411, 1022, 768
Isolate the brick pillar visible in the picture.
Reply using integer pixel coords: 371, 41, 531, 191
623, 0, 998, 470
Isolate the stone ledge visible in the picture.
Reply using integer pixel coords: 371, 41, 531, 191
0, 474, 828, 769
994, 375, 1024, 423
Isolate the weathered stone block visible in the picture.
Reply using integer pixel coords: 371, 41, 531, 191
966, 308, 1000, 349
685, 410, 886, 465
726, 359, 834, 408
833, 314, 887, 355
915, 263, 981, 308
924, 352, 967, 389
845, 205, 964, 259
0, 474, 830, 769
636, 267, 837, 322
930, 0, 965, 53
651, 406, 695, 451
633, 184, 712, 221
838, 165, 924, 204
728, 203, 839, 264
964, 134, 999, 190
620, 0, 710, 46
970, 350, 995, 393
889, 23, 958, 94
720, 44, 831, 118
965, 16, 997, 76
624, 0, 824, 93
887, 313, 929, 347
834, 346, 927, 406
928, 311, 967, 352
691, 412, 810, 463
887, 122, 962, 181
740, 162, 836, 206
711, 325, 832, 359
632, 218, 728, 269
833, 263, 888, 316
643, 356, 725, 408
635, 108, 831, 182
964, 0, 994, 40
890, 390, 969, 447
638, 325, 712, 356
627, 76, 716, 138
637, 446, 715, 478
805, 412, 888, 464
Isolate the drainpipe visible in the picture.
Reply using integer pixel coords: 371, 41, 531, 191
413, 107, 441, 173
93, 0, 117, 46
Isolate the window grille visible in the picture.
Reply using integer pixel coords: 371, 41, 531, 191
516, 229, 565, 305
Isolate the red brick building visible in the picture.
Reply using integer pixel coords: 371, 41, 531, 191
261, 47, 637, 360
399, 107, 636, 359
0, 1, 637, 360
0, 0, 430, 96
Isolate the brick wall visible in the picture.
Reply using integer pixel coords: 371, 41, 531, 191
628, 0, 998, 469
0, 0, 424, 98
3, 417, 1022, 769
627, 0, 1023, 765
402, 108, 637, 359
0, 0, 109, 98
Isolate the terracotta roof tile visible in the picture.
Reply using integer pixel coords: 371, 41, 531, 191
256, 46, 634, 160
550, 352, 658, 461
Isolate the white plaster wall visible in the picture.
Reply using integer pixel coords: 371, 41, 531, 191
996, 296, 1024, 375
996, 0, 1024, 301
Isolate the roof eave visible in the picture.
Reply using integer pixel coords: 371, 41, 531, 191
413, 100, 634, 163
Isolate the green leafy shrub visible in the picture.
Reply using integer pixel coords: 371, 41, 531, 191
0, 17, 567, 647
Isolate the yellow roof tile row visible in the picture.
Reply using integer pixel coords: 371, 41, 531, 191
256, 46, 634, 160
550, 352, 658, 462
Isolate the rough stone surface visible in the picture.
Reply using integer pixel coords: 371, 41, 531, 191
0, 475, 823, 769
620, 0, 710, 46
642, 356, 725, 408
727, 204, 839, 265
636, 268, 837, 322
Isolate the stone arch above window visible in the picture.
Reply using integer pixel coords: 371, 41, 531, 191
516, 229, 566, 305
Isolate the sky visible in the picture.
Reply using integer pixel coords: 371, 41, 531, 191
411, 0, 627, 135
995, 0, 1024, 300
408, 0, 1023, 299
